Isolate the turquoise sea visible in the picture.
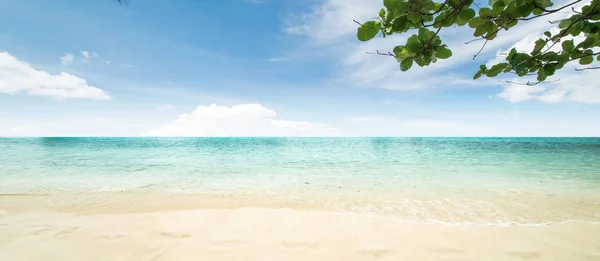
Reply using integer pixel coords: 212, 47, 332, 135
2, 137, 600, 224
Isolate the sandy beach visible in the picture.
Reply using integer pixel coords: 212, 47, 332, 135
2, 193, 600, 261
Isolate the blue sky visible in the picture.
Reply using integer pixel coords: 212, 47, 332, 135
0, 0, 598, 136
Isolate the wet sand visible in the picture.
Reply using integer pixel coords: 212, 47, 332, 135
2, 193, 600, 260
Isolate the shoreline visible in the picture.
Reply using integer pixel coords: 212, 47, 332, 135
2, 190, 600, 225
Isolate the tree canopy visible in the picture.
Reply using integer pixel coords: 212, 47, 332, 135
356, 0, 600, 85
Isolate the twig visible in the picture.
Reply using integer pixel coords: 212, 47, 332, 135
501, 78, 561, 85
473, 39, 489, 60
575, 66, 600, 71
465, 38, 485, 44
366, 50, 396, 57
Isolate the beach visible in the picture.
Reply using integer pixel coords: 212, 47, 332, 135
2, 137, 600, 260
1, 194, 600, 261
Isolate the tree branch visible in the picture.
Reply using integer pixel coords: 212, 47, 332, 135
543, 0, 582, 13
568, 52, 600, 61
423, 0, 469, 49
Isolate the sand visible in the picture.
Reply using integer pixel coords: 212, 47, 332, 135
2, 194, 600, 261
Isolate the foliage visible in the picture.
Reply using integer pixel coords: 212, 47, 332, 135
357, 0, 600, 84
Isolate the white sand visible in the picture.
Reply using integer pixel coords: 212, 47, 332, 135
2, 206, 600, 261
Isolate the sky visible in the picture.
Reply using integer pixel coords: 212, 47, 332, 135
0, 0, 599, 137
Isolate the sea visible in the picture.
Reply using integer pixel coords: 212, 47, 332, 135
1, 137, 600, 225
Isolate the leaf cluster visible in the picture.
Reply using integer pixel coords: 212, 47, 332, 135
358, 0, 600, 82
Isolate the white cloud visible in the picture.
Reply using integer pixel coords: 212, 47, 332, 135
146, 104, 344, 137
60, 53, 74, 65
105, 60, 111, 65
80, 51, 100, 63
285, 0, 379, 43
497, 84, 545, 103
497, 67, 600, 104
81, 51, 91, 61
0, 52, 110, 100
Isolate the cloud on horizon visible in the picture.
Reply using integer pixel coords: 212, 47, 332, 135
146, 104, 344, 137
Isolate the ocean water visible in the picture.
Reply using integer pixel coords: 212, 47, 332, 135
2, 137, 600, 224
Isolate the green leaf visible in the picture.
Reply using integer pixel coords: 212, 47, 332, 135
488, 0, 501, 6
580, 55, 594, 65
532, 8, 544, 15
406, 35, 423, 55
392, 16, 409, 32
468, 17, 487, 29
430, 49, 438, 63
433, 11, 448, 28
473, 70, 483, 79
436, 46, 452, 59
384, 0, 408, 18
569, 21, 584, 36
357, 21, 381, 41
433, 2, 447, 12
407, 12, 421, 23
479, 7, 493, 18
459, 8, 476, 21
393, 45, 411, 60
561, 40, 574, 52
535, 0, 553, 8
532, 39, 546, 55
415, 56, 427, 66
558, 19, 571, 29
486, 63, 508, 77
422, 53, 432, 65
577, 35, 599, 49
400, 59, 413, 71
544, 31, 552, 38
582, 5, 591, 13
383, 0, 400, 10
492, 3, 505, 16
475, 22, 494, 37
513, 4, 533, 17
449, 0, 462, 8
379, 8, 386, 20
570, 50, 584, 60
455, 16, 467, 26
485, 23, 499, 40
587, 23, 600, 34
544, 64, 556, 76
507, 48, 517, 60
506, 19, 518, 28
418, 28, 435, 43
537, 67, 546, 82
